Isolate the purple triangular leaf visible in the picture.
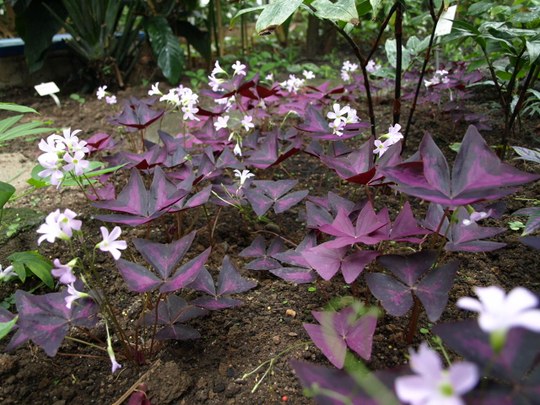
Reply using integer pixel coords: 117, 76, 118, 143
365, 273, 412, 317
217, 256, 257, 295
116, 259, 162, 293
187, 267, 216, 296
303, 245, 347, 281
274, 190, 309, 214
415, 261, 459, 321
155, 324, 200, 341
132, 231, 196, 279
304, 323, 347, 369
161, 248, 211, 293
341, 250, 380, 284
377, 250, 438, 286
269, 267, 317, 283
191, 296, 244, 310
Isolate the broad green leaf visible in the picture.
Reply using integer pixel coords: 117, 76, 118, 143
385, 38, 411, 69
145, 16, 184, 85
8, 251, 53, 287
231, 5, 266, 28
0, 317, 18, 341
526, 40, 540, 64
0, 121, 51, 143
311, 0, 359, 24
0, 115, 23, 136
370, 0, 382, 18
358, 0, 371, 17
0, 181, 15, 210
0, 103, 38, 114
468, 2, 492, 16
255, 0, 303, 35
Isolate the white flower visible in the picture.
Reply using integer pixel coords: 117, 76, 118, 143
159, 89, 181, 106
96, 226, 127, 260
366, 60, 381, 73
345, 108, 359, 124
96, 85, 107, 100
373, 139, 390, 157
280, 74, 305, 93
327, 103, 350, 124
328, 120, 346, 136
395, 343, 478, 405
63, 151, 90, 176
182, 104, 200, 121
234, 169, 255, 187
265, 73, 274, 82
105, 95, 117, 105
385, 123, 404, 145
241, 115, 255, 131
232, 60, 247, 76
37, 209, 81, 245
233, 142, 242, 156
211, 60, 227, 76
214, 115, 230, 131
208, 74, 225, 92
457, 286, 540, 339
0, 265, 15, 281
303, 70, 315, 80
65, 283, 89, 309
148, 82, 161, 96
462, 210, 492, 226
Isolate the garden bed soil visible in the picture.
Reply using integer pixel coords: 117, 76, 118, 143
0, 83, 539, 405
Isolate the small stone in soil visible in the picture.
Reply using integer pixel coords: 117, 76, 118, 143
285, 309, 296, 317
272, 336, 281, 345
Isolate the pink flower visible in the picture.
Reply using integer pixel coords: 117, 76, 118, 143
51, 258, 76, 285
395, 343, 478, 405
96, 226, 127, 260
241, 115, 255, 131
105, 95, 117, 105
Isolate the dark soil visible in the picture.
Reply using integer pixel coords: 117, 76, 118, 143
0, 82, 539, 405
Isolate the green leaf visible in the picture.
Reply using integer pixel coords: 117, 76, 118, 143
231, 5, 266, 28
0, 181, 15, 211
385, 38, 411, 69
175, 20, 212, 62
526, 40, 540, 64
7, 251, 53, 287
468, 2, 492, 16
311, 0, 359, 24
255, 0, 303, 35
14, 0, 68, 72
30, 162, 125, 188
0, 317, 18, 341
0, 103, 38, 114
145, 16, 184, 85
358, 0, 372, 17
0, 121, 51, 143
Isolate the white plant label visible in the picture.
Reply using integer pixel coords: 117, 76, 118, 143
34, 82, 61, 107
435, 5, 457, 37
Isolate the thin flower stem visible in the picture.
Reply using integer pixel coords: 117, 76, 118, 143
393, 1, 403, 126
333, 25, 377, 138
82, 173, 100, 200
403, 2, 445, 148
65, 336, 107, 352
149, 293, 164, 357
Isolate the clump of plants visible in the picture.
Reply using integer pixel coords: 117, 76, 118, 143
1, 0, 540, 403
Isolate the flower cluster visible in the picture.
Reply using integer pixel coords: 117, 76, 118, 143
326, 103, 359, 136
37, 129, 90, 187
280, 74, 306, 94
96, 85, 117, 105
424, 69, 450, 87
341, 60, 359, 82
395, 342, 478, 405
462, 210, 492, 226
151, 83, 200, 121
373, 123, 404, 157
37, 208, 82, 245
207, 60, 247, 92
366, 59, 381, 74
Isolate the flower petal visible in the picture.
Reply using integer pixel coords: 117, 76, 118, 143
456, 297, 483, 312
448, 362, 479, 394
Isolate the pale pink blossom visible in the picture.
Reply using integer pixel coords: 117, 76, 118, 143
96, 226, 127, 260
63, 151, 90, 176
65, 283, 89, 309
105, 95, 117, 105
395, 343, 478, 405
373, 139, 390, 157
232, 60, 247, 76
241, 115, 255, 131
51, 258, 76, 285
214, 115, 230, 131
